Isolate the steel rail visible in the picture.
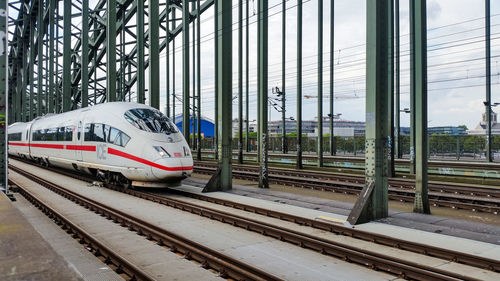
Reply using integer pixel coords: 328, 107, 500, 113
9, 166, 282, 281
194, 162, 500, 214
9, 178, 155, 281
8, 159, 500, 273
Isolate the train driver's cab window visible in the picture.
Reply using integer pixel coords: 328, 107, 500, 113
124, 108, 178, 134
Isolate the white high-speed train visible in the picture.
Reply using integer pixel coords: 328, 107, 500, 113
8, 102, 193, 188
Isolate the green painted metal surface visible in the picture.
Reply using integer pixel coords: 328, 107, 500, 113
411, 0, 430, 214
106, 0, 117, 103
0, 0, 7, 193
258, 0, 269, 188
149, 0, 160, 109
182, 0, 190, 141
357, 0, 390, 223
317, 0, 323, 167
217, 0, 232, 190
296, 0, 303, 169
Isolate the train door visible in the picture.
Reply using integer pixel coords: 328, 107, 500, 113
76, 121, 83, 161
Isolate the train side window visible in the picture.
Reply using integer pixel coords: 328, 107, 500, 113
104, 125, 110, 142
57, 127, 65, 141
93, 123, 105, 142
84, 124, 93, 141
65, 126, 73, 141
108, 127, 120, 144
120, 133, 131, 147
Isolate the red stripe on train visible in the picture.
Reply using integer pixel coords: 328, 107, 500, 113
66, 145, 96, 151
107, 147, 193, 171
8, 142, 29, 146
29, 143, 65, 149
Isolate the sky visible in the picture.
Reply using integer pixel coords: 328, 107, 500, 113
9, 0, 500, 130
159, 0, 500, 130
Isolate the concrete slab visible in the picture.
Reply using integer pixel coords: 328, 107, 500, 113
0, 191, 82, 281
10, 160, 396, 281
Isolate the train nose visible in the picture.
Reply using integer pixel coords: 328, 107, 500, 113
151, 158, 185, 180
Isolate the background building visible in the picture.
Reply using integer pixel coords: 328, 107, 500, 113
468, 110, 500, 135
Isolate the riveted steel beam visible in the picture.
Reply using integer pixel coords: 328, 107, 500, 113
106, 0, 117, 103
395, 0, 401, 158
296, 0, 303, 169
149, 0, 159, 109
137, 0, 144, 103
216, 0, 232, 190
182, 0, 189, 140
0, 0, 7, 193
317, 0, 323, 167
356, 0, 391, 223
486, 0, 492, 162
258, 0, 268, 188
330, 0, 335, 156
81, 0, 89, 108
411, 0, 430, 214
238, 0, 243, 164
37, 0, 43, 116
62, 0, 72, 112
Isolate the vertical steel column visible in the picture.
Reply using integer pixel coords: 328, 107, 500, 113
409, 0, 416, 174
296, 0, 303, 169
245, 0, 249, 152
258, 0, 269, 188
196, 0, 201, 161
107, 0, 117, 103
282, 0, 287, 154
182, 0, 190, 140
37, 0, 44, 116
29, 18, 35, 118
137, 0, 145, 103
388, 0, 395, 177
317, 0, 323, 167
191, 0, 196, 148
172, 9, 176, 119
55, 2, 60, 113
359, 0, 390, 222
330, 0, 335, 156
214, 1, 218, 158
149, 0, 160, 109
395, 0, 401, 158
63, 0, 72, 111
486, 0, 492, 162
411, 0, 430, 214
81, 0, 89, 107
217, 0, 232, 190
166, 1, 170, 116
238, 0, 243, 164
0, 0, 7, 193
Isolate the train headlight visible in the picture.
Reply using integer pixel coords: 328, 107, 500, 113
183, 146, 190, 156
154, 146, 171, 158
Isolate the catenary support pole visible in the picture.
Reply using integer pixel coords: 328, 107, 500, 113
296, 0, 303, 169
282, 0, 287, 154
29, 18, 34, 118
172, 9, 176, 119
182, 0, 190, 140
81, 0, 89, 107
166, 0, 170, 116
149, 0, 160, 109
238, 0, 243, 164
245, 0, 249, 152
409, 0, 416, 174
214, 0, 218, 159
191, 0, 196, 148
107, 0, 117, 103
486, 0, 492, 162
412, 0, 430, 214
258, 0, 269, 188
395, 0, 401, 158
197, 0, 201, 161
317, 0, 323, 167
330, 0, 335, 156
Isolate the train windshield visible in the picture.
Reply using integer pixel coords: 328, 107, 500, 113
124, 108, 178, 134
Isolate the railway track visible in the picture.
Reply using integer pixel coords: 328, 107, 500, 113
10, 166, 282, 281
9, 160, 500, 280
194, 161, 500, 214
